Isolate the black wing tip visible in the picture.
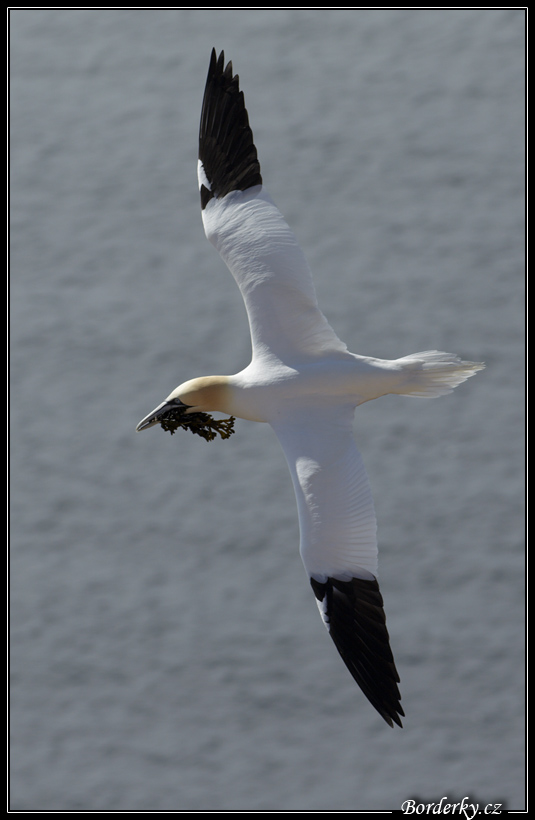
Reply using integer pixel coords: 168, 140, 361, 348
311, 576, 404, 728
199, 49, 262, 208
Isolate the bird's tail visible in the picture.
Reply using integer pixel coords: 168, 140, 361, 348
392, 350, 485, 398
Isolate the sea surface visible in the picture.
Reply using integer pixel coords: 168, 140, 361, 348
10, 8, 525, 811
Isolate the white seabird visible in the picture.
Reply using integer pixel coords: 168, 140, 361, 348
137, 49, 484, 728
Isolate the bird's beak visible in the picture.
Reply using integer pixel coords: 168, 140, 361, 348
136, 399, 189, 432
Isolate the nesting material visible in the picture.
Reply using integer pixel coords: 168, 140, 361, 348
158, 407, 235, 442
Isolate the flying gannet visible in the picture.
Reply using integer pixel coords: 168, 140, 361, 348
137, 49, 484, 728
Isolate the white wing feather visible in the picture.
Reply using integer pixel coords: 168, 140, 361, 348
271, 407, 378, 581
200, 180, 350, 364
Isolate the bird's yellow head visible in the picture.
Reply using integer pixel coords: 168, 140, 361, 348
136, 376, 235, 442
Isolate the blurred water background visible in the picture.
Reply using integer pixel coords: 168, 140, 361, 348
9, 8, 525, 811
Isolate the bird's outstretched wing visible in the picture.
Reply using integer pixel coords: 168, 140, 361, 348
199, 50, 403, 727
198, 49, 350, 364
272, 408, 404, 728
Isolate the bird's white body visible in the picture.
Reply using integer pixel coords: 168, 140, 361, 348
137, 50, 484, 727
185, 178, 483, 584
